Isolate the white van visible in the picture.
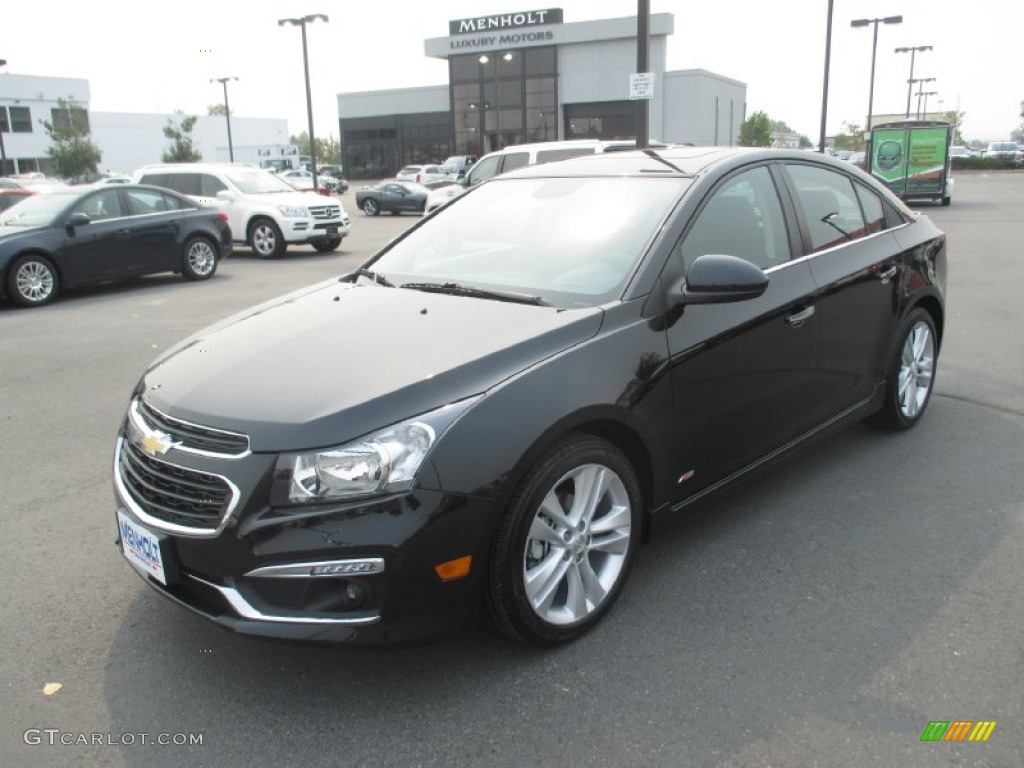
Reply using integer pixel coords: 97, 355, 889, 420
133, 163, 350, 258
424, 140, 661, 214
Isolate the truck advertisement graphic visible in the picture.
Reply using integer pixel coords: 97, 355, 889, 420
869, 120, 952, 205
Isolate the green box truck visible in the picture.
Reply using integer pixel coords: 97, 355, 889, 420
869, 120, 953, 206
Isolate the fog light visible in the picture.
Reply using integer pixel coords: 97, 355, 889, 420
435, 555, 472, 582
339, 580, 369, 609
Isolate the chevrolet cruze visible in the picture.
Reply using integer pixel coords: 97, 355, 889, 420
113, 147, 947, 646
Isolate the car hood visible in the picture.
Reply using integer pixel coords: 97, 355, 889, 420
0, 224, 46, 243
140, 281, 603, 451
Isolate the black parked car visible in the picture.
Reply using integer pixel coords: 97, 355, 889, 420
1, 185, 231, 307
355, 180, 428, 216
113, 147, 946, 646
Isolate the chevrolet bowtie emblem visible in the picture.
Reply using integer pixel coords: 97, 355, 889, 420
140, 431, 174, 456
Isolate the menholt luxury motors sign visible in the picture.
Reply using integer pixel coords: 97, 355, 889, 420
449, 8, 563, 35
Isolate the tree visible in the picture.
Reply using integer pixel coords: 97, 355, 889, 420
289, 132, 342, 165
938, 109, 967, 145
738, 111, 772, 147
207, 103, 230, 117
40, 97, 102, 181
162, 111, 202, 163
833, 121, 865, 151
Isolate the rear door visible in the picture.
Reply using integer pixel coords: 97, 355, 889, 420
122, 188, 183, 270
780, 162, 903, 419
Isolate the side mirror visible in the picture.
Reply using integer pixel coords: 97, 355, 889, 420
66, 211, 91, 228
216, 190, 236, 202
676, 254, 769, 306
456, 175, 467, 187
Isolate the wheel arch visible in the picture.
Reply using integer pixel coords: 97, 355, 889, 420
494, 409, 659, 544
912, 294, 944, 347
3, 249, 63, 290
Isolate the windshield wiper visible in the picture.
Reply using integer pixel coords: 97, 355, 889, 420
342, 268, 395, 287
400, 281, 547, 306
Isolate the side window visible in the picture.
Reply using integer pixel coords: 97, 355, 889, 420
786, 164, 867, 252
536, 148, 595, 164
853, 181, 886, 234
200, 174, 227, 197
162, 193, 188, 211
138, 173, 172, 190
501, 152, 530, 172
124, 188, 169, 216
73, 189, 124, 221
169, 173, 202, 196
466, 154, 502, 186
679, 166, 790, 272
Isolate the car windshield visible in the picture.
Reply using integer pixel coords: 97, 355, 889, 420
371, 176, 687, 307
0, 190, 77, 227
224, 169, 298, 194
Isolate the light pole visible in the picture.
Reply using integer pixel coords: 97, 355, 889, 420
278, 14, 328, 190
0, 58, 8, 176
918, 90, 938, 120
910, 77, 936, 117
818, 0, 835, 153
210, 76, 238, 162
850, 15, 902, 132
895, 45, 932, 118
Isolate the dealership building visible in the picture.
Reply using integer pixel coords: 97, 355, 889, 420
338, 8, 747, 178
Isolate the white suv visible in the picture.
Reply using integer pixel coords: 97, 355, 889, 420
133, 163, 350, 258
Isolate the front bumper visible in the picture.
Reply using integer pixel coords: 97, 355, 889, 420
114, 477, 496, 644
282, 216, 350, 244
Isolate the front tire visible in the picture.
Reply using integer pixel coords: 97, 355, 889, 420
312, 237, 343, 253
181, 237, 218, 280
249, 218, 286, 259
867, 307, 938, 431
486, 434, 641, 646
362, 198, 379, 216
7, 254, 59, 307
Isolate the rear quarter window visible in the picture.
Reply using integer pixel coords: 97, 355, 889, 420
535, 148, 597, 164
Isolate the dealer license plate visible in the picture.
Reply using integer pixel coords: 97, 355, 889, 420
117, 511, 168, 585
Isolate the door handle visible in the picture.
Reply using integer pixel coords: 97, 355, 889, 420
785, 305, 815, 327
877, 265, 897, 282
117, 229, 131, 238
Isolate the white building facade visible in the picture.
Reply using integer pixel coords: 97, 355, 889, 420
1, 73, 290, 176
338, 9, 746, 178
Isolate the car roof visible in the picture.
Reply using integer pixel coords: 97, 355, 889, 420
499, 146, 869, 180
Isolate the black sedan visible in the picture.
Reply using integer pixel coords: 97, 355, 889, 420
1, 185, 232, 307
355, 180, 428, 216
112, 148, 946, 646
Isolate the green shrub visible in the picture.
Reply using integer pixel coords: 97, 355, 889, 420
952, 156, 1018, 171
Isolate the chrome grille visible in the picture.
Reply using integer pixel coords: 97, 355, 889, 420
135, 399, 249, 457
118, 439, 233, 531
308, 204, 341, 220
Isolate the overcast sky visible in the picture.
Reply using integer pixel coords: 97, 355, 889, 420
2, 0, 1019, 144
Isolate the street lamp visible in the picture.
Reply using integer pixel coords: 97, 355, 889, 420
918, 91, 938, 120
210, 76, 238, 162
895, 45, 933, 118
818, 0, 835, 153
850, 15, 902, 131
0, 58, 8, 176
911, 78, 936, 117
278, 13, 329, 189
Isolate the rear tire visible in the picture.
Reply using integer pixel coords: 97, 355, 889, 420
362, 198, 379, 216
486, 433, 641, 646
181, 237, 218, 280
867, 307, 938, 431
7, 254, 59, 307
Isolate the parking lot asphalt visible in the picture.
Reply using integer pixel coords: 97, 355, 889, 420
1, 174, 1022, 768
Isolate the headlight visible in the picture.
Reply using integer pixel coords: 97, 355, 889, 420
273, 397, 479, 505
277, 205, 308, 218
